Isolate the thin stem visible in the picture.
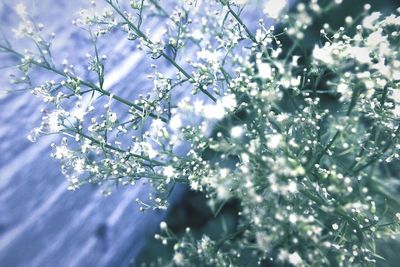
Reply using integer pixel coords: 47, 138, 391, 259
0, 44, 168, 122
66, 127, 166, 166
350, 85, 391, 170
306, 88, 359, 171
148, 0, 169, 18
301, 189, 364, 242
353, 125, 400, 173
90, 29, 104, 90
226, 3, 257, 43
106, 0, 217, 102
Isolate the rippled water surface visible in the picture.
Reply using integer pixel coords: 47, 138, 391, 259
0, 1, 168, 266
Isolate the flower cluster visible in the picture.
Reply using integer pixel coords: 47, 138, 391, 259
1, 0, 400, 266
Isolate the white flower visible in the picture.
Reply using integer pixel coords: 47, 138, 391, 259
216, 185, 230, 199
312, 44, 335, 65
46, 110, 65, 132
53, 145, 71, 159
197, 50, 221, 67
71, 108, 86, 121
231, 125, 244, 138
241, 153, 250, 164
173, 252, 185, 265
221, 94, 237, 111
267, 134, 282, 150
67, 176, 80, 191
362, 12, 381, 29
170, 114, 183, 130
264, 0, 287, 19
255, 29, 265, 43
152, 119, 165, 131
392, 90, 400, 118
190, 180, 201, 191
76, 9, 95, 26
74, 158, 86, 173
15, 3, 27, 18
276, 113, 289, 122
392, 89, 400, 103
160, 221, 167, 230
142, 142, 158, 159
290, 76, 301, 87
203, 94, 237, 120
286, 180, 298, 193
278, 249, 290, 262
163, 166, 175, 178
12, 21, 34, 39
288, 252, 303, 266
108, 112, 117, 123
150, 118, 166, 137
365, 30, 387, 48
258, 62, 272, 79
383, 14, 400, 26
177, 97, 192, 111
289, 214, 298, 224
191, 29, 204, 40
193, 99, 204, 114
337, 83, 351, 101
203, 103, 225, 119
348, 46, 371, 64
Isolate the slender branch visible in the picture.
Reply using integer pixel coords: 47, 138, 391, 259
306, 88, 360, 171
106, 0, 217, 102
226, 3, 257, 43
353, 125, 400, 173
66, 127, 166, 166
0, 44, 168, 122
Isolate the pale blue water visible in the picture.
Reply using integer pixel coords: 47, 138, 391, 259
0, 1, 169, 266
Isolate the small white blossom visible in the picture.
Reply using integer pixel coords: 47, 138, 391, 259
312, 43, 335, 65
221, 94, 237, 111
288, 252, 303, 266
267, 134, 282, 150
362, 12, 381, 29
197, 50, 221, 69
15, 3, 27, 18
264, 0, 287, 19
173, 252, 185, 265
258, 62, 272, 79
348, 47, 370, 64
170, 115, 183, 130
203, 103, 225, 120
160, 221, 168, 230
231, 126, 244, 138
163, 166, 176, 178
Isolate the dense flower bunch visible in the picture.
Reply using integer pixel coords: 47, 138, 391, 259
1, 0, 400, 266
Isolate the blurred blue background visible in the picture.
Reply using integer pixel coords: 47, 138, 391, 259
0, 1, 170, 266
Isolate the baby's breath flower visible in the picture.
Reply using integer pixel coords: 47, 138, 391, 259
163, 166, 176, 178
288, 252, 303, 266
2, 1, 400, 266
263, 0, 287, 19
267, 133, 282, 150
257, 61, 273, 80
15, 3, 27, 17
173, 252, 185, 265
